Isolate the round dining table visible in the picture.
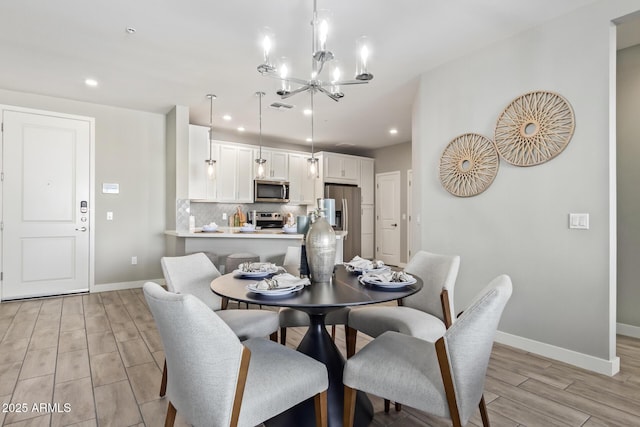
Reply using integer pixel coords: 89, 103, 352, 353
211, 264, 423, 427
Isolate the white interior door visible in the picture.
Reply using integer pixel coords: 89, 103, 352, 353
376, 171, 401, 266
2, 109, 92, 300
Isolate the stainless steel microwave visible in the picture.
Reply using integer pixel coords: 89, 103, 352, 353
254, 180, 290, 203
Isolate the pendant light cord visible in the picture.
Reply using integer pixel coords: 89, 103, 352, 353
208, 94, 214, 159
310, 90, 315, 159
259, 92, 263, 159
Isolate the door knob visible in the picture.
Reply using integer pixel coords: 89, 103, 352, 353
76, 226, 87, 232
391, 223, 398, 227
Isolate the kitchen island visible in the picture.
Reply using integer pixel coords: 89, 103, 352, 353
165, 228, 346, 273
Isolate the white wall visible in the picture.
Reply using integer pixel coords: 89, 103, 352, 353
0, 88, 166, 287
413, 0, 640, 373
617, 43, 640, 329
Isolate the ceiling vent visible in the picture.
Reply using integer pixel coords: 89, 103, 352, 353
270, 102, 294, 111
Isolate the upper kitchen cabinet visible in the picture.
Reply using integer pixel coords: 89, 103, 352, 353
217, 144, 254, 203
253, 148, 289, 180
322, 152, 360, 185
188, 125, 218, 200
289, 153, 316, 205
360, 158, 375, 205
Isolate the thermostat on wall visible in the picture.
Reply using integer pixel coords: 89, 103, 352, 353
102, 183, 119, 194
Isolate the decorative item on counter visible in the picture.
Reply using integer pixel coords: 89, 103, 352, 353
202, 222, 218, 232
296, 215, 310, 234
251, 210, 257, 227
188, 215, 195, 233
305, 198, 336, 284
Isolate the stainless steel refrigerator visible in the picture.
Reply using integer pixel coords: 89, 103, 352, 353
325, 184, 361, 261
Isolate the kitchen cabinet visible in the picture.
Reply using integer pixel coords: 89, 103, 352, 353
323, 153, 360, 184
288, 153, 316, 205
217, 144, 254, 203
253, 148, 289, 180
188, 125, 218, 200
360, 158, 374, 205
361, 204, 374, 259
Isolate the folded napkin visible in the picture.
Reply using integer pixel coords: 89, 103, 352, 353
361, 270, 414, 283
238, 262, 277, 273
254, 273, 311, 290
344, 256, 385, 271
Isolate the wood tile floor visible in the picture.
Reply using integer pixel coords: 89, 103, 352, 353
1, 289, 639, 426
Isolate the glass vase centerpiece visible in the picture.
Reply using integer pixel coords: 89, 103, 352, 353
305, 199, 336, 283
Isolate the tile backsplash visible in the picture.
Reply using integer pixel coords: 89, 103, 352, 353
185, 202, 309, 228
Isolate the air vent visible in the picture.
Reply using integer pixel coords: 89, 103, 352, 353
270, 102, 294, 111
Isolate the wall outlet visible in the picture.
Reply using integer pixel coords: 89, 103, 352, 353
222, 213, 228, 220
107, 211, 113, 220
131, 256, 137, 265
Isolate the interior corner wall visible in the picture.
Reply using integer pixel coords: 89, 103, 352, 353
413, 0, 639, 363
617, 43, 640, 328
0, 88, 166, 286
373, 141, 412, 263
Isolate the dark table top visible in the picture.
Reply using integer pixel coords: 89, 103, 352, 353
211, 265, 423, 313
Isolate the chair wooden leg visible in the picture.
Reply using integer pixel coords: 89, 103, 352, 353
159, 359, 168, 397
270, 331, 278, 342
346, 326, 357, 358
165, 401, 177, 427
479, 395, 490, 427
343, 386, 357, 427
384, 399, 390, 413
280, 327, 287, 345
331, 325, 336, 340
314, 390, 328, 427
395, 402, 402, 411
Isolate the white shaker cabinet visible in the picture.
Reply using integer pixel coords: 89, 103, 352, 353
360, 158, 374, 205
188, 125, 218, 200
253, 148, 289, 180
323, 153, 360, 185
288, 153, 316, 205
217, 144, 254, 203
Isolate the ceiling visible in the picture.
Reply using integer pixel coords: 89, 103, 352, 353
0, 0, 621, 152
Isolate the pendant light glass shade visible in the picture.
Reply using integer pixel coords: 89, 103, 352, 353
205, 94, 217, 180
255, 91, 267, 179
355, 36, 373, 81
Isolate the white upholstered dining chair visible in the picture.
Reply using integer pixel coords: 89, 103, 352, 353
346, 250, 460, 358
343, 275, 512, 427
143, 282, 328, 427
159, 253, 279, 396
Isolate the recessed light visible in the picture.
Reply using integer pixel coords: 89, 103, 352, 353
237, 126, 245, 132
85, 78, 98, 87
303, 109, 312, 116
223, 115, 232, 121
125, 27, 137, 34
389, 128, 398, 135
306, 137, 312, 142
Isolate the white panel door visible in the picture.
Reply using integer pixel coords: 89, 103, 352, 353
375, 171, 401, 266
361, 204, 374, 259
2, 109, 91, 299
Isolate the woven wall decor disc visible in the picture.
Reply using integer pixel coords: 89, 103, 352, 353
439, 133, 499, 197
494, 91, 575, 166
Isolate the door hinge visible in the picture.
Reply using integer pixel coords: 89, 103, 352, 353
1, 221, 3, 230
1, 122, 3, 132
0, 272, 3, 281
1, 172, 3, 181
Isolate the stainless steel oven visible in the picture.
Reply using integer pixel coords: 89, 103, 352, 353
254, 180, 290, 203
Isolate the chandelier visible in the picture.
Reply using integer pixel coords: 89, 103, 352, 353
256, 0, 373, 102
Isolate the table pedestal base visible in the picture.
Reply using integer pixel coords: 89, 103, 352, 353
265, 313, 373, 427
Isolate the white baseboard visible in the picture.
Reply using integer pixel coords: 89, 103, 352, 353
495, 331, 620, 376
91, 279, 165, 293
617, 322, 640, 339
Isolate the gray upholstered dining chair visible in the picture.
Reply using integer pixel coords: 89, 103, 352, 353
278, 246, 350, 345
143, 282, 329, 427
346, 250, 460, 358
343, 275, 512, 427
159, 253, 279, 397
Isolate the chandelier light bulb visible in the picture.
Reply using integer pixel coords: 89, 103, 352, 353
318, 19, 329, 50
332, 66, 341, 82
262, 35, 272, 61
360, 45, 369, 69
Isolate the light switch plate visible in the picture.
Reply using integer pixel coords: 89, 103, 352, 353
569, 213, 589, 229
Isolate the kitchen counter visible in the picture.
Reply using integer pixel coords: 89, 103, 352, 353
165, 228, 347, 272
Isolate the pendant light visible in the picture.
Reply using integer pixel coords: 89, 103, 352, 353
205, 94, 217, 179
307, 90, 319, 178
255, 91, 267, 179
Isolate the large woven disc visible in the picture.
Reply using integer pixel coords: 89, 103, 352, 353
494, 91, 575, 166
439, 133, 499, 197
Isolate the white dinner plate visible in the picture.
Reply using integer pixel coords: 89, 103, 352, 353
245, 283, 304, 296
282, 227, 298, 234
358, 275, 417, 288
